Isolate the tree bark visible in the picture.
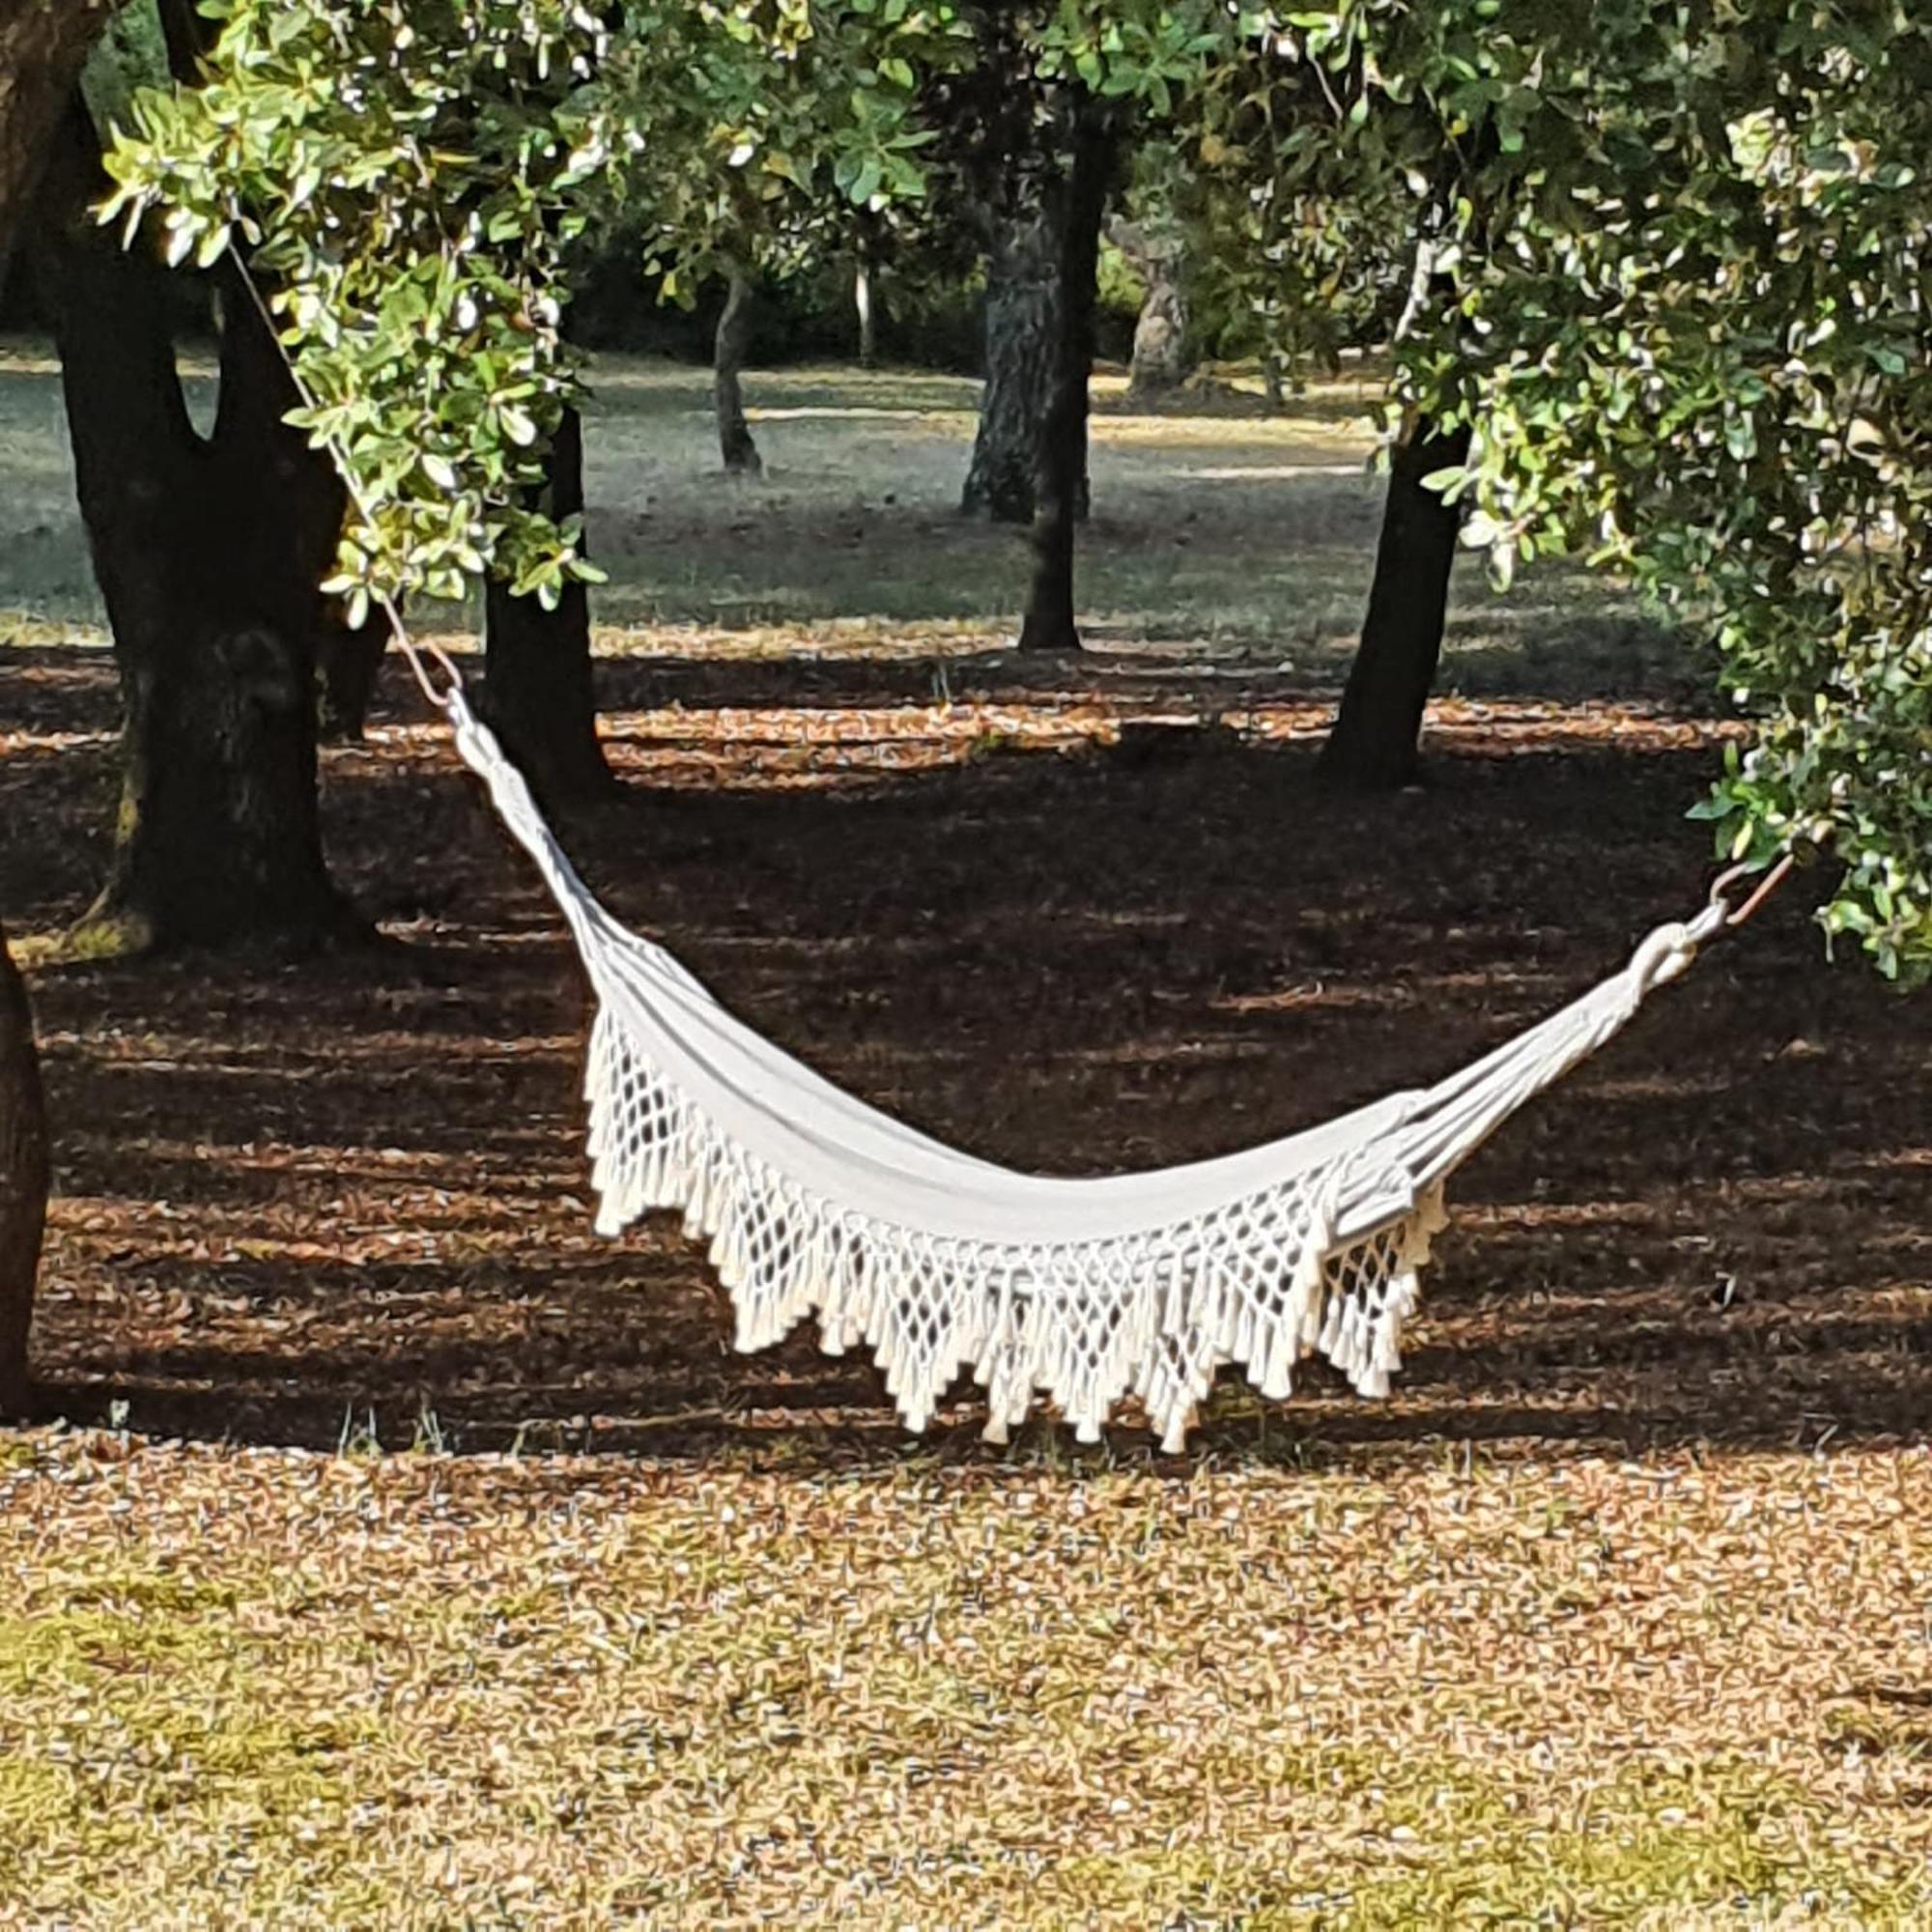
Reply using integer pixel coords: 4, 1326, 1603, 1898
961, 210, 1059, 524
714, 265, 761, 477
316, 612, 388, 742
483, 407, 613, 805
0, 0, 121, 298
1111, 222, 1187, 403
1127, 270, 1187, 401
0, 923, 46, 1419
45, 103, 361, 955
1017, 109, 1114, 655
1318, 418, 1473, 790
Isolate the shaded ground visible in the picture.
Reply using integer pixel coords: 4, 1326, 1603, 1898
3, 636, 1923, 1463
0, 356, 1927, 1924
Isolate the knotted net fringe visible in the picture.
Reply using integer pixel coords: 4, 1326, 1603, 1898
447, 693, 1723, 1449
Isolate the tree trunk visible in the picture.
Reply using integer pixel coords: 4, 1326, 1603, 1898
45, 104, 361, 955
483, 407, 612, 805
1110, 224, 1187, 403
316, 614, 387, 742
714, 266, 761, 477
0, 924, 46, 1419
961, 210, 1059, 525
1017, 110, 1114, 655
1318, 419, 1473, 790
0, 0, 120, 298
855, 248, 876, 370
1127, 270, 1187, 401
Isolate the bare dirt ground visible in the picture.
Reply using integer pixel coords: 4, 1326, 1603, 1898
0, 355, 1927, 1926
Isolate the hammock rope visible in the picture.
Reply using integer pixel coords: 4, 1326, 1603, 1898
238, 255, 1786, 1446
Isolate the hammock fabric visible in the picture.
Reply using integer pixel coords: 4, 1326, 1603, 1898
444, 687, 1733, 1450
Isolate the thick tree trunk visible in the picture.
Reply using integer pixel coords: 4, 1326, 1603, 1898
316, 614, 387, 742
0, 0, 120, 297
483, 408, 612, 804
45, 105, 360, 954
0, 924, 46, 1419
714, 266, 761, 477
1318, 419, 1473, 790
961, 211, 1059, 525
1017, 112, 1114, 655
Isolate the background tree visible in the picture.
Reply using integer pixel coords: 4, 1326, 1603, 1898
482, 404, 612, 802
1015, 90, 1117, 651
1176, 27, 1441, 785
1215, 2, 1932, 978
943, 1, 1224, 639
1318, 416, 1470, 788
623, 1, 954, 477
713, 262, 762, 474
43, 3, 366, 957
946, 6, 1086, 526
1110, 140, 1192, 402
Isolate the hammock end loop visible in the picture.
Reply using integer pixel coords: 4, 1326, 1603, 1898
1629, 920, 1704, 996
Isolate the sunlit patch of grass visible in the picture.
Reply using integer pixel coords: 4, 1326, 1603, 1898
0, 342, 1685, 687
0, 1439, 1926, 1922
0, 611, 109, 648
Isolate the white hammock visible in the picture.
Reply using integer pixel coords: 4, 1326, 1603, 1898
442, 687, 1737, 1450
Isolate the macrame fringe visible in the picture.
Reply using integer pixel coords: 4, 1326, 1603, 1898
581, 1000, 1440, 1448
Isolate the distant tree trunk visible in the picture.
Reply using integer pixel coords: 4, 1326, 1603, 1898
1318, 418, 1472, 790
316, 615, 387, 742
714, 266, 761, 477
1264, 352, 1287, 412
961, 210, 1059, 524
0, 925, 46, 1419
46, 103, 361, 955
854, 242, 877, 370
483, 407, 612, 804
1128, 271, 1187, 400
1111, 223, 1187, 403
1017, 108, 1115, 655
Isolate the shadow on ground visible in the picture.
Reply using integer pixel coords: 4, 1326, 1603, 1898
2, 642, 1925, 1466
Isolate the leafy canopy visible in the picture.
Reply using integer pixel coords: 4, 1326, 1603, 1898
1186, 3, 1932, 980
103, 0, 1932, 980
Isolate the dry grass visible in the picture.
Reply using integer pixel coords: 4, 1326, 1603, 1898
2, 350, 1928, 1926
2, 1433, 1928, 1925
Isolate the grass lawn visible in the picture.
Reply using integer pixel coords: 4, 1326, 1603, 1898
1, 349, 1927, 1927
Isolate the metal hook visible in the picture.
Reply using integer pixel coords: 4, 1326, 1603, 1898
1708, 851, 1798, 929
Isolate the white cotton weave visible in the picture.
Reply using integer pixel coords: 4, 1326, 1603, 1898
448, 693, 1722, 1448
